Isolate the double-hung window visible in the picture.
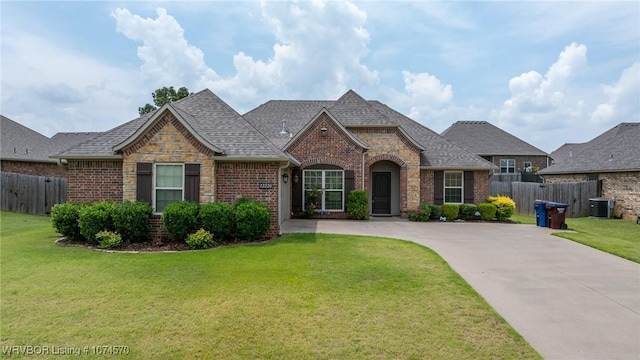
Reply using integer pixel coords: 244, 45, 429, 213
444, 171, 463, 204
303, 169, 344, 211
500, 159, 516, 173
155, 164, 184, 212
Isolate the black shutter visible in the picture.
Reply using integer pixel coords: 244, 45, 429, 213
464, 171, 474, 204
136, 162, 152, 204
184, 164, 200, 203
291, 168, 303, 214
344, 170, 355, 211
434, 171, 444, 205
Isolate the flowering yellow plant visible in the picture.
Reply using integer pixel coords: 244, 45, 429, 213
487, 195, 516, 221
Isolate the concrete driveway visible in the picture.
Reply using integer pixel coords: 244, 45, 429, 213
281, 218, 640, 360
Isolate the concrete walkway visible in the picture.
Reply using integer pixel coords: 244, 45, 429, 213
282, 218, 640, 360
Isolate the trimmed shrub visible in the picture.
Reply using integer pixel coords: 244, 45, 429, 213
477, 203, 497, 221
441, 204, 460, 221
408, 210, 429, 222
235, 198, 271, 240
112, 201, 153, 244
459, 204, 478, 220
186, 228, 215, 250
96, 231, 122, 250
418, 203, 440, 220
51, 202, 87, 241
488, 195, 516, 221
200, 202, 234, 240
162, 201, 200, 242
79, 201, 116, 245
347, 190, 369, 220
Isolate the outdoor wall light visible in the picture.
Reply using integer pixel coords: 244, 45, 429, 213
320, 127, 328, 136
282, 172, 289, 184
293, 174, 299, 184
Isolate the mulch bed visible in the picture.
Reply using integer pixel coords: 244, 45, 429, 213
55, 237, 265, 253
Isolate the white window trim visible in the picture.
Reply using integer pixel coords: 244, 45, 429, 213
153, 163, 185, 213
499, 159, 516, 174
303, 169, 345, 212
444, 171, 464, 204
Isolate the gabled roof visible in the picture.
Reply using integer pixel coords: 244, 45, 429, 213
54, 89, 291, 161
244, 91, 496, 170
539, 122, 640, 174
1, 115, 57, 163
441, 121, 548, 156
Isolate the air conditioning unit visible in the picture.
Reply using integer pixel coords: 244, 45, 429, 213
589, 197, 614, 218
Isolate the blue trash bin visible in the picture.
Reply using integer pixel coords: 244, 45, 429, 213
534, 200, 549, 227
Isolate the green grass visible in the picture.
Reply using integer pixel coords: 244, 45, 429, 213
509, 214, 639, 263
0, 211, 539, 359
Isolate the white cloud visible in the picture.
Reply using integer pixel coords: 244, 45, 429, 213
0, 30, 143, 136
590, 62, 640, 125
112, 2, 378, 111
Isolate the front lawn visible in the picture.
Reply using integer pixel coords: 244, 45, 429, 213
0, 212, 539, 359
510, 214, 639, 263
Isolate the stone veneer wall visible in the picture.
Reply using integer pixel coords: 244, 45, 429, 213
1, 160, 67, 178
216, 161, 281, 237
66, 160, 123, 203
351, 128, 422, 214
545, 171, 639, 220
122, 112, 215, 204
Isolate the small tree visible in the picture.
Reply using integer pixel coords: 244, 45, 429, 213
138, 86, 191, 115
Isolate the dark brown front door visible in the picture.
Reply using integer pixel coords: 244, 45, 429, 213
372, 172, 391, 214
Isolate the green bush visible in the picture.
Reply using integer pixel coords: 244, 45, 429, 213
347, 190, 369, 220
200, 202, 234, 240
186, 228, 215, 250
79, 201, 116, 244
162, 201, 200, 242
477, 203, 497, 221
235, 198, 271, 240
408, 210, 429, 222
51, 202, 87, 241
441, 204, 460, 221
419, 203, 440, 219
488, 195, 516, 221
112, 201, 153, 244
459, 204, 478, 220
96, 231, 122, 250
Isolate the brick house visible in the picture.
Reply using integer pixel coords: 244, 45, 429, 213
53, 89, 497, 238
1, 115, 97, 178
539, 122, 640, 220
441, 121, 549, 175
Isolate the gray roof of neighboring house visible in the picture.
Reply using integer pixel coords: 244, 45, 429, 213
55, 89, 290, 161
539, 122, 640, 174
50, 132, 101, 154
441, 121, 548, 156
244, 90, 496, 169
1, 115, 57, 163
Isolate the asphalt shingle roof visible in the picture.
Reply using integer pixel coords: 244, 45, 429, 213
441, 121, 548, 156
244, 90, 496, 169
539, 122, 640, 174
1, 115, 58, 162
56, 89, 289, 160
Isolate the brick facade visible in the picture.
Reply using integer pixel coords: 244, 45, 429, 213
66, 160, 123, 203
420, 169, 490, 205
485, 155, 548, 172
121, 112, 216, 204
216, 161, 281, 237
1, 160, 67, 178
545, 171, 640, 220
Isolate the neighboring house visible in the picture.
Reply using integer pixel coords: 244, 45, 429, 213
539, 122, 640, 220
1, 115, 99, 178
53, 89, 496, 238
441, 121, 549, 174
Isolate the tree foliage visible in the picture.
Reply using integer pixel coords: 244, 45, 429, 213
138, 86, 191, 115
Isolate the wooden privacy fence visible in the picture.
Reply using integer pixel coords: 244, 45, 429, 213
1, 172, 67, 215
491, 180, 598, 218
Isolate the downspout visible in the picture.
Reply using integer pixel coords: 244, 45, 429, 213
361, 151, 365, 189
278, 161, 290, 236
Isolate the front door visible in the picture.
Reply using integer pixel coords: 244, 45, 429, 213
372, 172, 391, 214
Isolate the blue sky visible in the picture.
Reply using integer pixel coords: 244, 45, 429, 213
1, 1, 638, 153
